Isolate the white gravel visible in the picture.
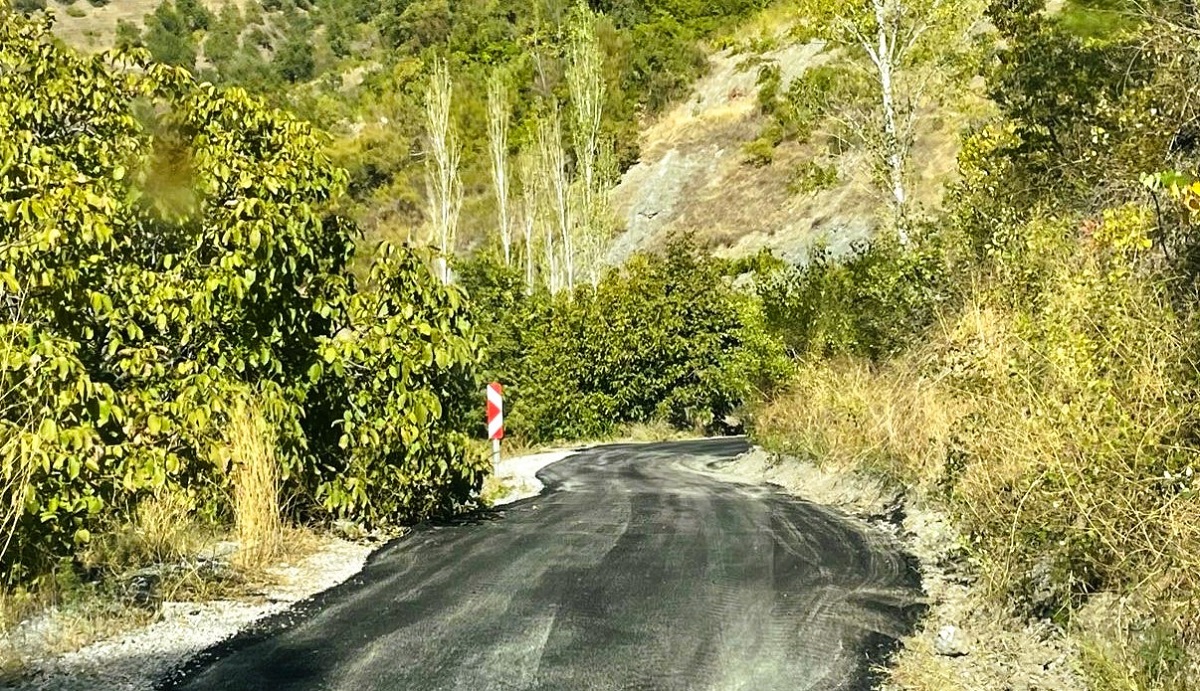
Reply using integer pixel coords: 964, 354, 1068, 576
487, 449, 576, 506
8, 538, 372, 691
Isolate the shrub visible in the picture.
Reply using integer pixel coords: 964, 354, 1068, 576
741, 136, 776, 167
306, 244, 487, 526
461, 241, 789, 444
0, 13, 484, 582
273, 34, 315, 83
787, 160, 839, 196
114, 19, 142, 49
759, 230, 952, 360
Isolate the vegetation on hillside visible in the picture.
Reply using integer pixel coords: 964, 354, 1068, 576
76, 0, 773, 257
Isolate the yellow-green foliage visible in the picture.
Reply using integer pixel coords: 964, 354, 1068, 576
0, 8, 486, 585
752, 206, 1200, 688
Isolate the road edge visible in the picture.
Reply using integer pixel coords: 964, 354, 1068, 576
708, 446, 1088, 690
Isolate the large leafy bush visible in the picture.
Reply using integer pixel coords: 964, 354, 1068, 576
0, 10, 484, 582
307, 245, 487, 525
461, 241, 789, 443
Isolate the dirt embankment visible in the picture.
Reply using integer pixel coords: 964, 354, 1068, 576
607, 34, 962, 266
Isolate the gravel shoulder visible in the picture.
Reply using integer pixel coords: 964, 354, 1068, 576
707, 446, 1088, 691
486, 449, 577, 506
7, 538, 373, 691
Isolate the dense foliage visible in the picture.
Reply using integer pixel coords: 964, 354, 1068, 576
459, 241, 789, 444
759, 231, 951, 360
0, 10, 485, 583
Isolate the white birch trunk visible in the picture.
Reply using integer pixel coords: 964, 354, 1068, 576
423, 57, 463, 281
487, 70, 513, 265
538, 110, 572, 291
567, 9, 606, 278
518, 149, 539, 291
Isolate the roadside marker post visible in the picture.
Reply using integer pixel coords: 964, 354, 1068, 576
486, 383, 504, 468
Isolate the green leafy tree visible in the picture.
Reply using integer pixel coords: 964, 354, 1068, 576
143, 1, 198, 68
175, 0, 211, 31
308, 244, 487, 523
273, 33, 315, 82
202, 3, 243, 72
0, 8, 485, 580
460, 240, 789, 442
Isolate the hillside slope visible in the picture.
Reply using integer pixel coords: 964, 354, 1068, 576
607, 31, 963, 265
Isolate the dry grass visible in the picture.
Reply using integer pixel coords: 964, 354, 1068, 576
78, 488, 210, 577
749, 355, 965, 492
0, 432, 35, 573
226, 398, 283, 572
618, 420, 694, 443
1, 313, 37, 575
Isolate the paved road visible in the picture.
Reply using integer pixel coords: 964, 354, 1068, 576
161, 438, 924, 691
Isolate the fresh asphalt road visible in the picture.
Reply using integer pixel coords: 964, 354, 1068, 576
161, 438, 924, 691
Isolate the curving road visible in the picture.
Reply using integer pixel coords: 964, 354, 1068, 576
161, 438, 924, 691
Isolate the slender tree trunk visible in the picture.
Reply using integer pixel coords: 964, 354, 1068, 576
518, 148, 539, 291
873, 1, 905, 207
487, 70, 512, 265
424, 57, 463, 281
870, 0, 909, 244
538, 110, 572, 291
567, 7, 606, 285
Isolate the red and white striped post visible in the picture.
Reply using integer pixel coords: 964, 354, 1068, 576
486, 382, 504, 468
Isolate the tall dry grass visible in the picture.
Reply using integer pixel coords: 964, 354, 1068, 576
0, 432, 34, 574
1, 313, 37, 577
749, 354, 966, 492
75, 487, 208, 587
226, 397, 283, 571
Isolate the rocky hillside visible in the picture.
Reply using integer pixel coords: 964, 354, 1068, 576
608, 28, 966, 265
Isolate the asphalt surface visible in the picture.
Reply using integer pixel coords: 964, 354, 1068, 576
161, 438, 924, 691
